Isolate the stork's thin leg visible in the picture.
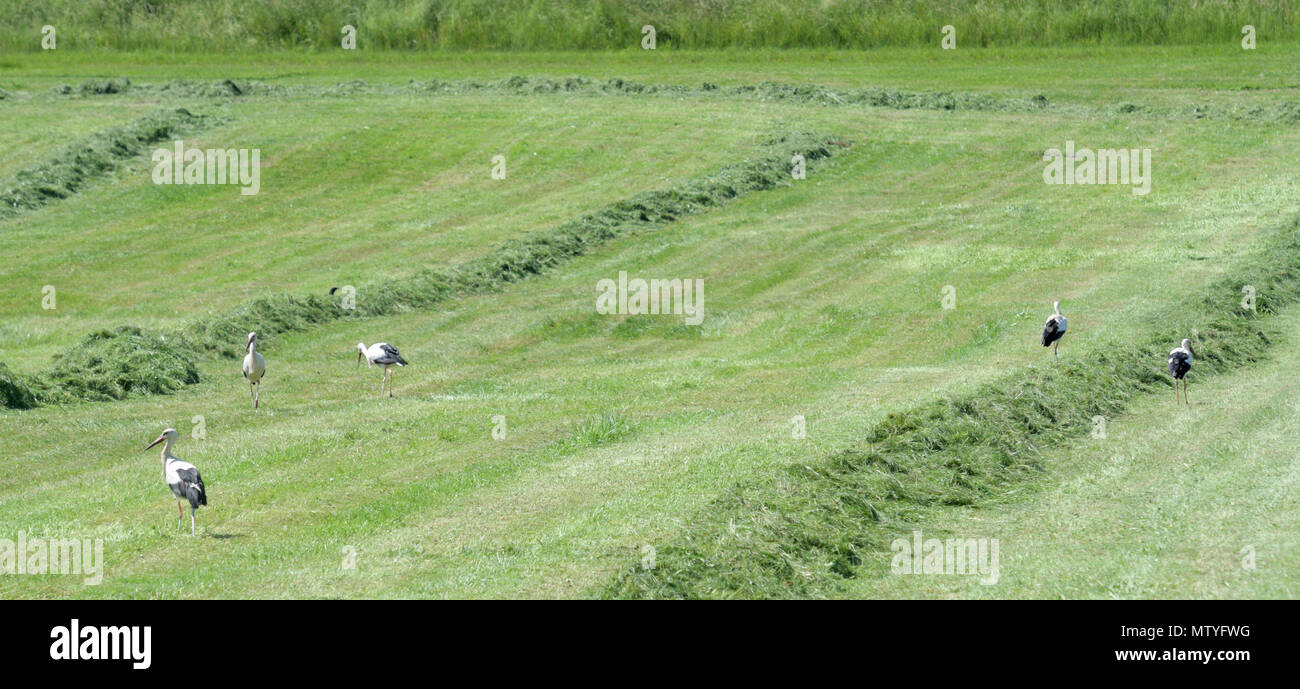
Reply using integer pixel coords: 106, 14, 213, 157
190, 506, 196, 536
178, 501, 183, 530
254, 382, 260, 410
1054, 341, 1059, 360
1184, 380, 1189, 406
388, 369, 394, 398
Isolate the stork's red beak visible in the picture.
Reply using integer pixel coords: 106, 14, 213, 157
146, 436, 165, 450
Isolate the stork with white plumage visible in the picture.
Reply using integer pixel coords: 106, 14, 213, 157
357, 342, 409, 397
242, 332, 266, 409
144, 428, 207, 535
1168, 338, 1195, 405
1041, 300, 1067, 359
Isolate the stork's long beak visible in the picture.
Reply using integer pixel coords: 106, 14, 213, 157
356, 351, 363, 366
1189, 344, 1196, 358
145, 435, 165, 450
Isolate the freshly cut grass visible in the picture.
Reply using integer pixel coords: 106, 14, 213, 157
181, 129, 839, 357
36, 326, 201, 404
605, 216, 1300, 598
53, 76, 1300, 126
0, 130, 840, 405
59, 75, 1055, 114
0, 107, 210, 220
0, 362, 36, 409
856, 308, 1300, 598
2, 48, 1297, 598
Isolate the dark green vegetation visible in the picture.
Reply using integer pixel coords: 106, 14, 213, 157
40, 326, 201, 403
3, 0, 1296, 51
606, 216, 1300, 597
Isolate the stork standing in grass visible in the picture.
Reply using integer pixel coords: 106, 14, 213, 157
145, 428, 207, 535
357, 342, 409, 397
242, 332, 266, 409
1041, 301, 1067, 359
1168, 338, 1195, 405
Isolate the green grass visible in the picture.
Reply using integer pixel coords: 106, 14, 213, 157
605, 214, 1300, 598
2, 0, 1296, 51
1, 107, 210, 220
1, 45, 1299, 597
0, 89, 792, 369
853, 308, 1300, 599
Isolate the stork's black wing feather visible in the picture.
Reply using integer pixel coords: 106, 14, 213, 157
175, 467, 207, 507
375, 343, 408, 366
1041, 318, 1063, 347
1168, 352, 1191, 380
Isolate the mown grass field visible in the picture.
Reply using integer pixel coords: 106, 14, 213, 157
2, 44, 1299, 598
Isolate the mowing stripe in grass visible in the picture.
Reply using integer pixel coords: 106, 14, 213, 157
0, 107, 213, 221
0, 130, 843, 408
601, 215, 1300, 599
181, 129, 841, 358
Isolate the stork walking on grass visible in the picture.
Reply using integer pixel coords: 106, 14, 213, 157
1041, 301, 1068, 359
1168, 338, 1195, 405
145, 428, 207, 535
357, 342, 409, 397
242, 332, 266, 409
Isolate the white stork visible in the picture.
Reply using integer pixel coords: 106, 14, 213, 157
242, 332, 266, 409
357, 342, 409, 397
1041, 300, 1067, 359
144, 428, 207, 535
1168, 338, 1195, 405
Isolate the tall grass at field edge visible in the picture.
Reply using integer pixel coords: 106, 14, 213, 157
1, 1, 1296, 51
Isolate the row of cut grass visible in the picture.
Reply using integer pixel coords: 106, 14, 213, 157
603, 213, 1300, 598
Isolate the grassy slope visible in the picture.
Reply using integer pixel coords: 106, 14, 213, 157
0, 99, 165, 173
0, 93, 777, 369
1, 47, 1298, 597
854, 310, 1300, 599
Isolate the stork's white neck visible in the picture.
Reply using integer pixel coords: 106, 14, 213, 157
159, 439, 176, 462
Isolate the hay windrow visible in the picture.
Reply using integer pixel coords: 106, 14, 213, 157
602, 217, 1300, 599
60, 75, 1050, 114
24, 326, 202, 405
0, 361, 37, 409
0, 107, 212, 221
48, 75, 1300, 125
0, 131, 842, 405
